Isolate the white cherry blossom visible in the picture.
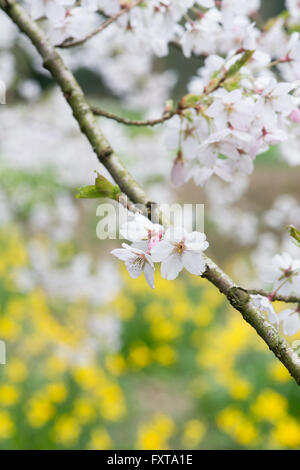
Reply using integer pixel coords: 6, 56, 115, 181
151, 228, 209, 280
286, 0, 300, 23
111, 243, 155, 289
251, 294, 279, 327
261, 252, 300, 295
120, 213, 163, 246
30, 0, 75, 23
255, 77, 295, 127
206, 90, 255, 132
279, 308, 300, 336
180, 9, 222, 58
279, 32, 300, 81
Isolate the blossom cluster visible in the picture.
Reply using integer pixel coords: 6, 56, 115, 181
111, 213, 209, 288
23, 0, 300, 186
27, 0, 262, 54
169, 72, 300, 186
253, 252, 300, 336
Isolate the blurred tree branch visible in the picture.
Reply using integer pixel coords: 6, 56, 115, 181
248, 289, 300, 304
58, 0, 143, 49
91, 105, 179, 127
1, 0, 300, 386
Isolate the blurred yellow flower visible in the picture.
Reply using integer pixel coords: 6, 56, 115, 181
153, 345, 177, 366
105, 354, 127, 376
129, 343, 152, 368
269, 362, 291, 383
153, 413, 176, 437
251, 390, 287, 422
217, 406, 257, 445
172, 301, 189, 322
193, 306, 213, 327
45, 356, 68, 377
73, 399, 96, 424
182, 419, 206, 448
6, 299, 26, 320
46, 383, 68, 403
89, 428, 112, 450
202, 288, 224, 309
98, 384, 126, 421
6, 359, 28, 383
136, 413, 175, 450
0, 384, 20, 406
114, 295, 135, 320
0, 317, 20, 341
150, 320, 181, 342
234, 421, 258, 445
54, 415, 80, 446
27, 398, 55, 428
73, 366, 107, 390
5, 236, 28, 267
155, 277, 181, 298
272, 417, 300, 448
0, 411, 14, 439
229, 379, 252, 400
143, 303, 165, 322
217, 406, 244, 431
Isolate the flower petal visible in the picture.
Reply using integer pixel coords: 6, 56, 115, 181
126, 258, 144, 279
111, 248, 134, 262
151, 240, 174, 262
182, 252, 206, 275
144, 262, 155, 289
161, 253, 183, 280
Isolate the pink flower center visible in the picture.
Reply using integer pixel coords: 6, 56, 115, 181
147, 231, 162, 252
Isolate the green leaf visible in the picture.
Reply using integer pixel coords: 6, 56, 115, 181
76, 173, 121, 200
225, 50, 255, 78
179, 93, 203, 109
75, 185, 103, 199
164, 99, 174, 112
289, 225, 300, 244
223, 75, 242, 91
95, 172, 121, 199
288, 24, 300, 34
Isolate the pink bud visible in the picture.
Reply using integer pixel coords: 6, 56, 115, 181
171, 153, 187, 187
289, 108, 300, 123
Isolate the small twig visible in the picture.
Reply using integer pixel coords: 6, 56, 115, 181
58, 0, 143, 49
248, 289, 300, 304
91, 106, 179, 127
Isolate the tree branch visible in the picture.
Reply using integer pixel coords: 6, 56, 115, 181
2, 0, 300, 386
91, 106, 179, 127
248, 289, 300, 304
58, 0, 143, 49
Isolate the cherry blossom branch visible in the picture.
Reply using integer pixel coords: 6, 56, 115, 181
91, 106, 179, 127
2, 0, 300, 386
58, 0, 143, 49
248, 289, 300, 304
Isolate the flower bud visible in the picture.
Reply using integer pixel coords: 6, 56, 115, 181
171, 152, 187, 187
